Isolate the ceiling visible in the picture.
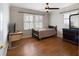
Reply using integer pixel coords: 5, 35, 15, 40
10, 3, 75, 12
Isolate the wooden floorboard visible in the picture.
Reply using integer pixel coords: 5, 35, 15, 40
7, 37, 78, 56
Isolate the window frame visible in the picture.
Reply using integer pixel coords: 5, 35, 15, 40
23, 14, 43, 30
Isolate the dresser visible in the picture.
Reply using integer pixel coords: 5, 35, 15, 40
8, 31, 23, 49
63, 28, 79, 45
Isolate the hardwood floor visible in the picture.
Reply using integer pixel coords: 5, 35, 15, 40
7, 37, 78, 56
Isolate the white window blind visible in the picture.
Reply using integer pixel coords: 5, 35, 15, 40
34, 15, 43, 29
24, 14, 43, 30
24, 14, 33, 30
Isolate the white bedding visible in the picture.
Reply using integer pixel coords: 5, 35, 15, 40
34, 28, 53, 31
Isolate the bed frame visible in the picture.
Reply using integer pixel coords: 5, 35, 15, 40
32, 26, 57, 40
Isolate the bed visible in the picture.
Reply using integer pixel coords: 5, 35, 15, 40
32, 26, 57, 40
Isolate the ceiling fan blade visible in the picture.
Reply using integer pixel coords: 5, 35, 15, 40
45, 7, 59, 9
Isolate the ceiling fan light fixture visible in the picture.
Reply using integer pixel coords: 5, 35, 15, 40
45, 3, 59, 10
44, 3, 59, 13
44, 9, 48, 13
46, 3, 49, 5
46, 11, 48, 13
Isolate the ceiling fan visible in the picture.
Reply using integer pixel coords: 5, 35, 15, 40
45, 3, 59, 12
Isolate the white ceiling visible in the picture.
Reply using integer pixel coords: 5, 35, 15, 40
10, 3, 75, 11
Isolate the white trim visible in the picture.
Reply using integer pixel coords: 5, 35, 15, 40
4, 42, 8, 56
22, 35, 32, 39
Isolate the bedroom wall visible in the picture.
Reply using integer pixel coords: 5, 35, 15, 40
49, 12, 64, 37
10, 6, 49, 38
49, 3, 79, 38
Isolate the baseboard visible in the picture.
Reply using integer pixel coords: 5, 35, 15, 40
57, 33, 63, 38
4, 42, 8, 56
57, 36, 63, 40
22, 35, 32, 39
57, 33, 63, 40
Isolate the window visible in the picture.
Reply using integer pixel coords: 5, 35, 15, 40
64, 13, 69, 24
64, 10, 79, 25
34, 15, 43, 29
24, 14, 43, 30
24, 14, 33, 30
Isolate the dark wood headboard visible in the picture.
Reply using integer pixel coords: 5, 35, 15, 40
48, 25, 57, 30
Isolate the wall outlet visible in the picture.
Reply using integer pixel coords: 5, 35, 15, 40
0, 45, 3, 49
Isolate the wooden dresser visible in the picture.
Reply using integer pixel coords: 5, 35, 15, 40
9, 31, 23, 41
63, 28, 79, 45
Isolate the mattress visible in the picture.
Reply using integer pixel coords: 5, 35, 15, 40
34, 28, 56, 39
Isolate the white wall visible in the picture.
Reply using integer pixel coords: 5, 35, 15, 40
49, 12, 64, 37
0, 3, 9, 56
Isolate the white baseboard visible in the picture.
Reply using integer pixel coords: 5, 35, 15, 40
57, 33, 63, 38
22, 35, 32, 39
4, 42, 8, 56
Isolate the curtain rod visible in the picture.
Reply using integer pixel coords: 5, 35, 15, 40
18, 11, 45, 15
